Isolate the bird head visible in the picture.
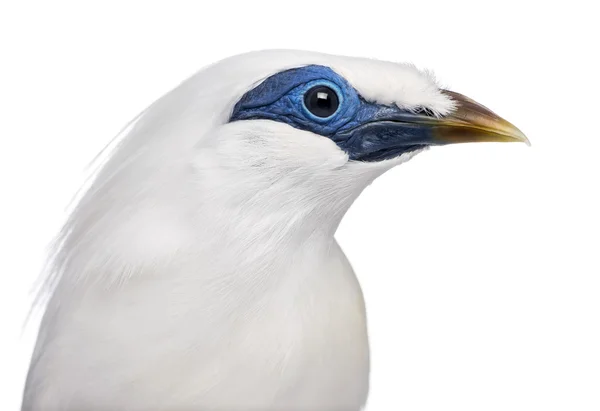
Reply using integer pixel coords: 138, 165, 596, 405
191, 51, 526, 231
61, 50, 528, 272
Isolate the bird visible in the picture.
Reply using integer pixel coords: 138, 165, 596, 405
22, 49, 528, 411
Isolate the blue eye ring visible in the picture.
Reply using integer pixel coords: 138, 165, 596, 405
300, 80, 344, 123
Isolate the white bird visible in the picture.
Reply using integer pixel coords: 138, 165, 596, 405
22, 50, 528, 411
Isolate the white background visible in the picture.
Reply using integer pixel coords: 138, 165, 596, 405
1, 1, 599, 410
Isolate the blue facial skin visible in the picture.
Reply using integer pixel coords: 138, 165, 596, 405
230, 65, 437, 162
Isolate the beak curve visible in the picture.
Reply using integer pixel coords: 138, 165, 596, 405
426, 90, 530, 146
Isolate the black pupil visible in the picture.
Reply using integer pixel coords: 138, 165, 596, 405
304, 86, 339, 118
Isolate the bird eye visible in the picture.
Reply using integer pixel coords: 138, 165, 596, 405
303, 85, 340, 118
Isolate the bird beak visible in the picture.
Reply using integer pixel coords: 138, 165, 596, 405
428, 90, 530, 146
336, 90, 529, 161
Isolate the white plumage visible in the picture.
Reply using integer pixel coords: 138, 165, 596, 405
22, 50, 521, 411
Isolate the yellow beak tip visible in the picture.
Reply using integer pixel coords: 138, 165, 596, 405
514, 129, 531, 147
